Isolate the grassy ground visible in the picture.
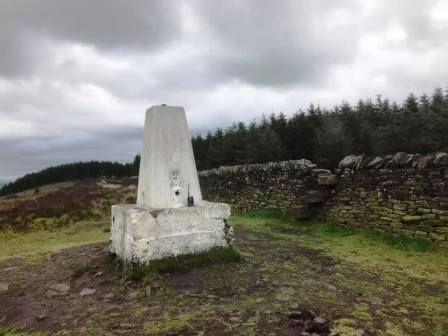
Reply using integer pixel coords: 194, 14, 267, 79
0, 221, 110, 262
0, 211, 447, 335
234, 211, 445, 280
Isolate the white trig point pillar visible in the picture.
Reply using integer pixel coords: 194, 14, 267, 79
137, 106, 202, 209
110, 105, 233, 263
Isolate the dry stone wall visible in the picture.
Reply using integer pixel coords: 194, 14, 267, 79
198, 160, 336, 216
324, 152, 448, 244
199, 152, 448, 244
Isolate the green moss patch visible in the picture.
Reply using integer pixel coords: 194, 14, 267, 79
119, 247, 241, 280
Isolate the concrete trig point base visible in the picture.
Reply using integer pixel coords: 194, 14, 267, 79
111, 202, 233, 263
110, 105, 233, 263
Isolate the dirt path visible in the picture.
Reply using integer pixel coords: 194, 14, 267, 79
0, 226, 447, 336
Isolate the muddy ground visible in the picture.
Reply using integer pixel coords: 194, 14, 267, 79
1, 223, 447, 336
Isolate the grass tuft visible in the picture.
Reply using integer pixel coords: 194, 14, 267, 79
315, 222, 429, 252
313, 223, 355, 237
375, 232, 429, 252
119, 247, 241, 280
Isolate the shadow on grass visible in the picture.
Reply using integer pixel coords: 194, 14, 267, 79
236, 209, 430, 252
115, 247, 241, 281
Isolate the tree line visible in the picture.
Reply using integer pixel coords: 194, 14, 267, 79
192, 87, 448, 170
1, 87, 447, 195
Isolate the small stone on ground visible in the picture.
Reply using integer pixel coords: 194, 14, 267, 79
80, 288, 97, 296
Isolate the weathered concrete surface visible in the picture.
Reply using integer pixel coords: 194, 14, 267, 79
111, 105, 233, 262
110, 201, 233, 262
137, 105, 202, 209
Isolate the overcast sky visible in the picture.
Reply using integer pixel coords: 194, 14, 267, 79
1, 0, 447, 181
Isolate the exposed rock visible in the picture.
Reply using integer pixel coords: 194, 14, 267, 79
103, 293, 114, 300
289, 303, 300, 310
355, 154, 367, 170
366, 157, 385, 169
318, 174, 338, 186
297, 159, 317, 172
35, 314, 47, 322
93, 271, 103, 277
402, 215, 421, 224
45, 290, 59, 298
276, 293, 291, 302
287, 310, 329, 335
311, 168, 331, 176
276, 287, 295, 302
419, 154, 434, 169
51, 283, 70, 294
308, 318, 330, 333
313, 316, 327, 324
326, 284, 337, 291
127, 290, 139, 300
367, 296, 383, 306
411, 154, 423, 168
391, 152, 408, 167
80, 288, 97, 296
288, 310, 316, 320
433, 152, 448, 166
339, 155, 362, 169
0, 282, 8, 293
382, 154, 393, 168
404, 154, 414, 166
429, 233, 445, 241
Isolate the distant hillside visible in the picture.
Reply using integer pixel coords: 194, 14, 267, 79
0, 159, 139, 196
0, 178, 137, 231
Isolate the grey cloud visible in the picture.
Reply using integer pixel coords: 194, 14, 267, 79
368, 0, 445, 49
0, 0, 447, 180
0, 0, 182, 77
0, 0, 181, 49
0, 29, 52, 78
191, 0, 363, 87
